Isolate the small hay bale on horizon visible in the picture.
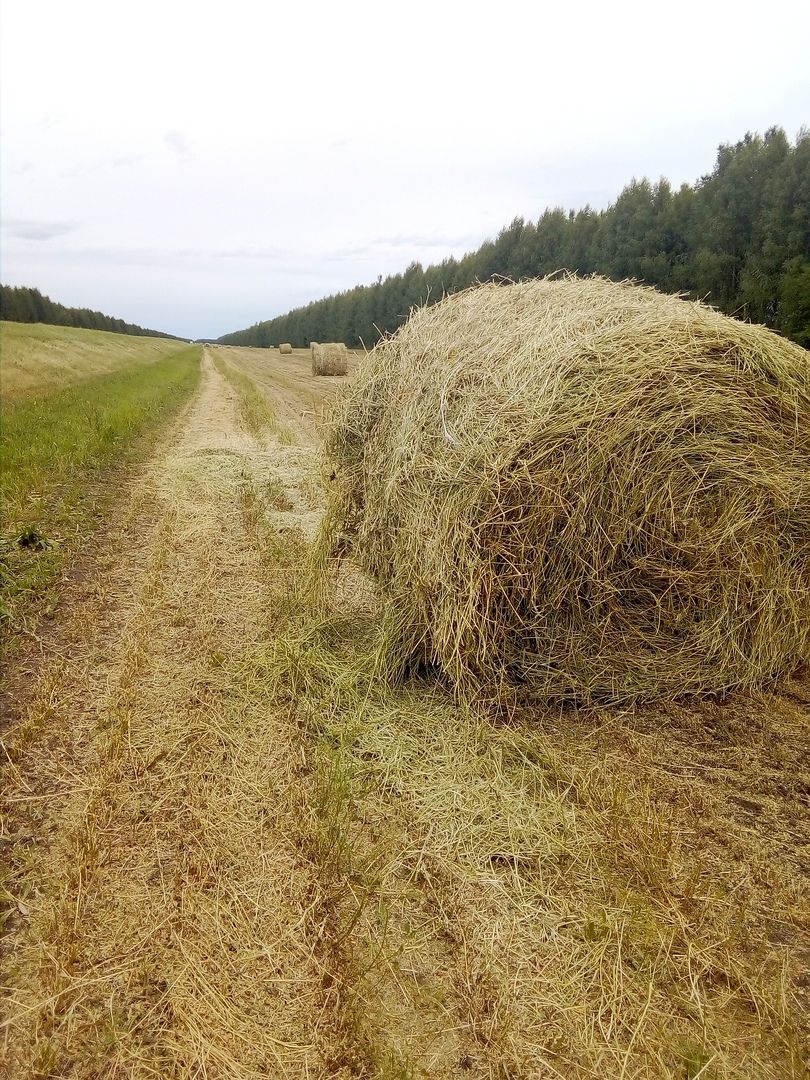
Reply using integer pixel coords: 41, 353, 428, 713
320, 276, 810, 707
312, 341, 349, 376
279, 343, 293, 355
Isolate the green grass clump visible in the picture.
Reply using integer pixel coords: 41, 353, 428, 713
0, 345, 201, 640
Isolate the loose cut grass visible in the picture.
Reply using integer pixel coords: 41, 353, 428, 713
321, 276, 810, 706
264, 585, 810, 1079
1, 359, 363, 1077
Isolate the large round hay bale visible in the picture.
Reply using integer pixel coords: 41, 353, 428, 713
312, 341, 349, 376
279, 343, 293, 355
321, 277, 810, 706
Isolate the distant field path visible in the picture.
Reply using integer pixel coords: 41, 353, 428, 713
2, 350, 362, 1076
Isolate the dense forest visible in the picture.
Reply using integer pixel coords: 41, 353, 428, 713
0, 285, 180, 340
220, 127, 810, 349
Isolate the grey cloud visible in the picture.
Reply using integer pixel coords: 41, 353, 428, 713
3, 218, 77, 241
35, 244, 292, 267
381, 231, 482, 249
60, 164, 93, 178
325, 231, 481, 262
58, 155, 144, 177
214, 247, 290, 260
111, 154, 142, 168
34, 112, 61, 131
164, 129, 192, 159
322, 244, 375, 262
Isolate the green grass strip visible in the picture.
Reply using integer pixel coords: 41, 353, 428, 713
0, 345, 201, 639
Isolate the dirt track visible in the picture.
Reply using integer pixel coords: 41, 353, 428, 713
1, 352, 360, 1076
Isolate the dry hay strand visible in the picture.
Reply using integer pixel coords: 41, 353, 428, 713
279, 343, 293, 355
312, 342, 349, 377
320, 276, 810, 706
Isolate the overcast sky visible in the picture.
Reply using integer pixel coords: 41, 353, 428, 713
2, 0, 809, 339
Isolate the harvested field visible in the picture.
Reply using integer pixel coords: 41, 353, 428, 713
321, 277, 810, 707
2, 338, 808, 1079
213, 345, 350, 444
0, 321, 188, 401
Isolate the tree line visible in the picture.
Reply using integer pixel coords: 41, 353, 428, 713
0, 285, 181, 340
219, 127, 809, 350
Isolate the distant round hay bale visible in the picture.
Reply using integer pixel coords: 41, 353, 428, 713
312, 341, 348, 376
321, 276, 810, 706
279, 343, 293, 355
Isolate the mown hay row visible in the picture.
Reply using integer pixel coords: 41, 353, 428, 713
312, 342, 348, 376
320, 276, 810, 706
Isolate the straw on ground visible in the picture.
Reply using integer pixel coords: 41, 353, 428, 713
2, 330, 807, 1080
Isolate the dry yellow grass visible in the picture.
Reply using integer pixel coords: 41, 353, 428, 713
2, 353, 367, 1076
268, 581, 809, 1078
3, 344, 808, 1079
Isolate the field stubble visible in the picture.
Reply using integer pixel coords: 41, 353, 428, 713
1, 344, 808, 1079
267, 581, 809, 1079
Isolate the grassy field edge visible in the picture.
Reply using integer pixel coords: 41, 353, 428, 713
0, 345, 202, 656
